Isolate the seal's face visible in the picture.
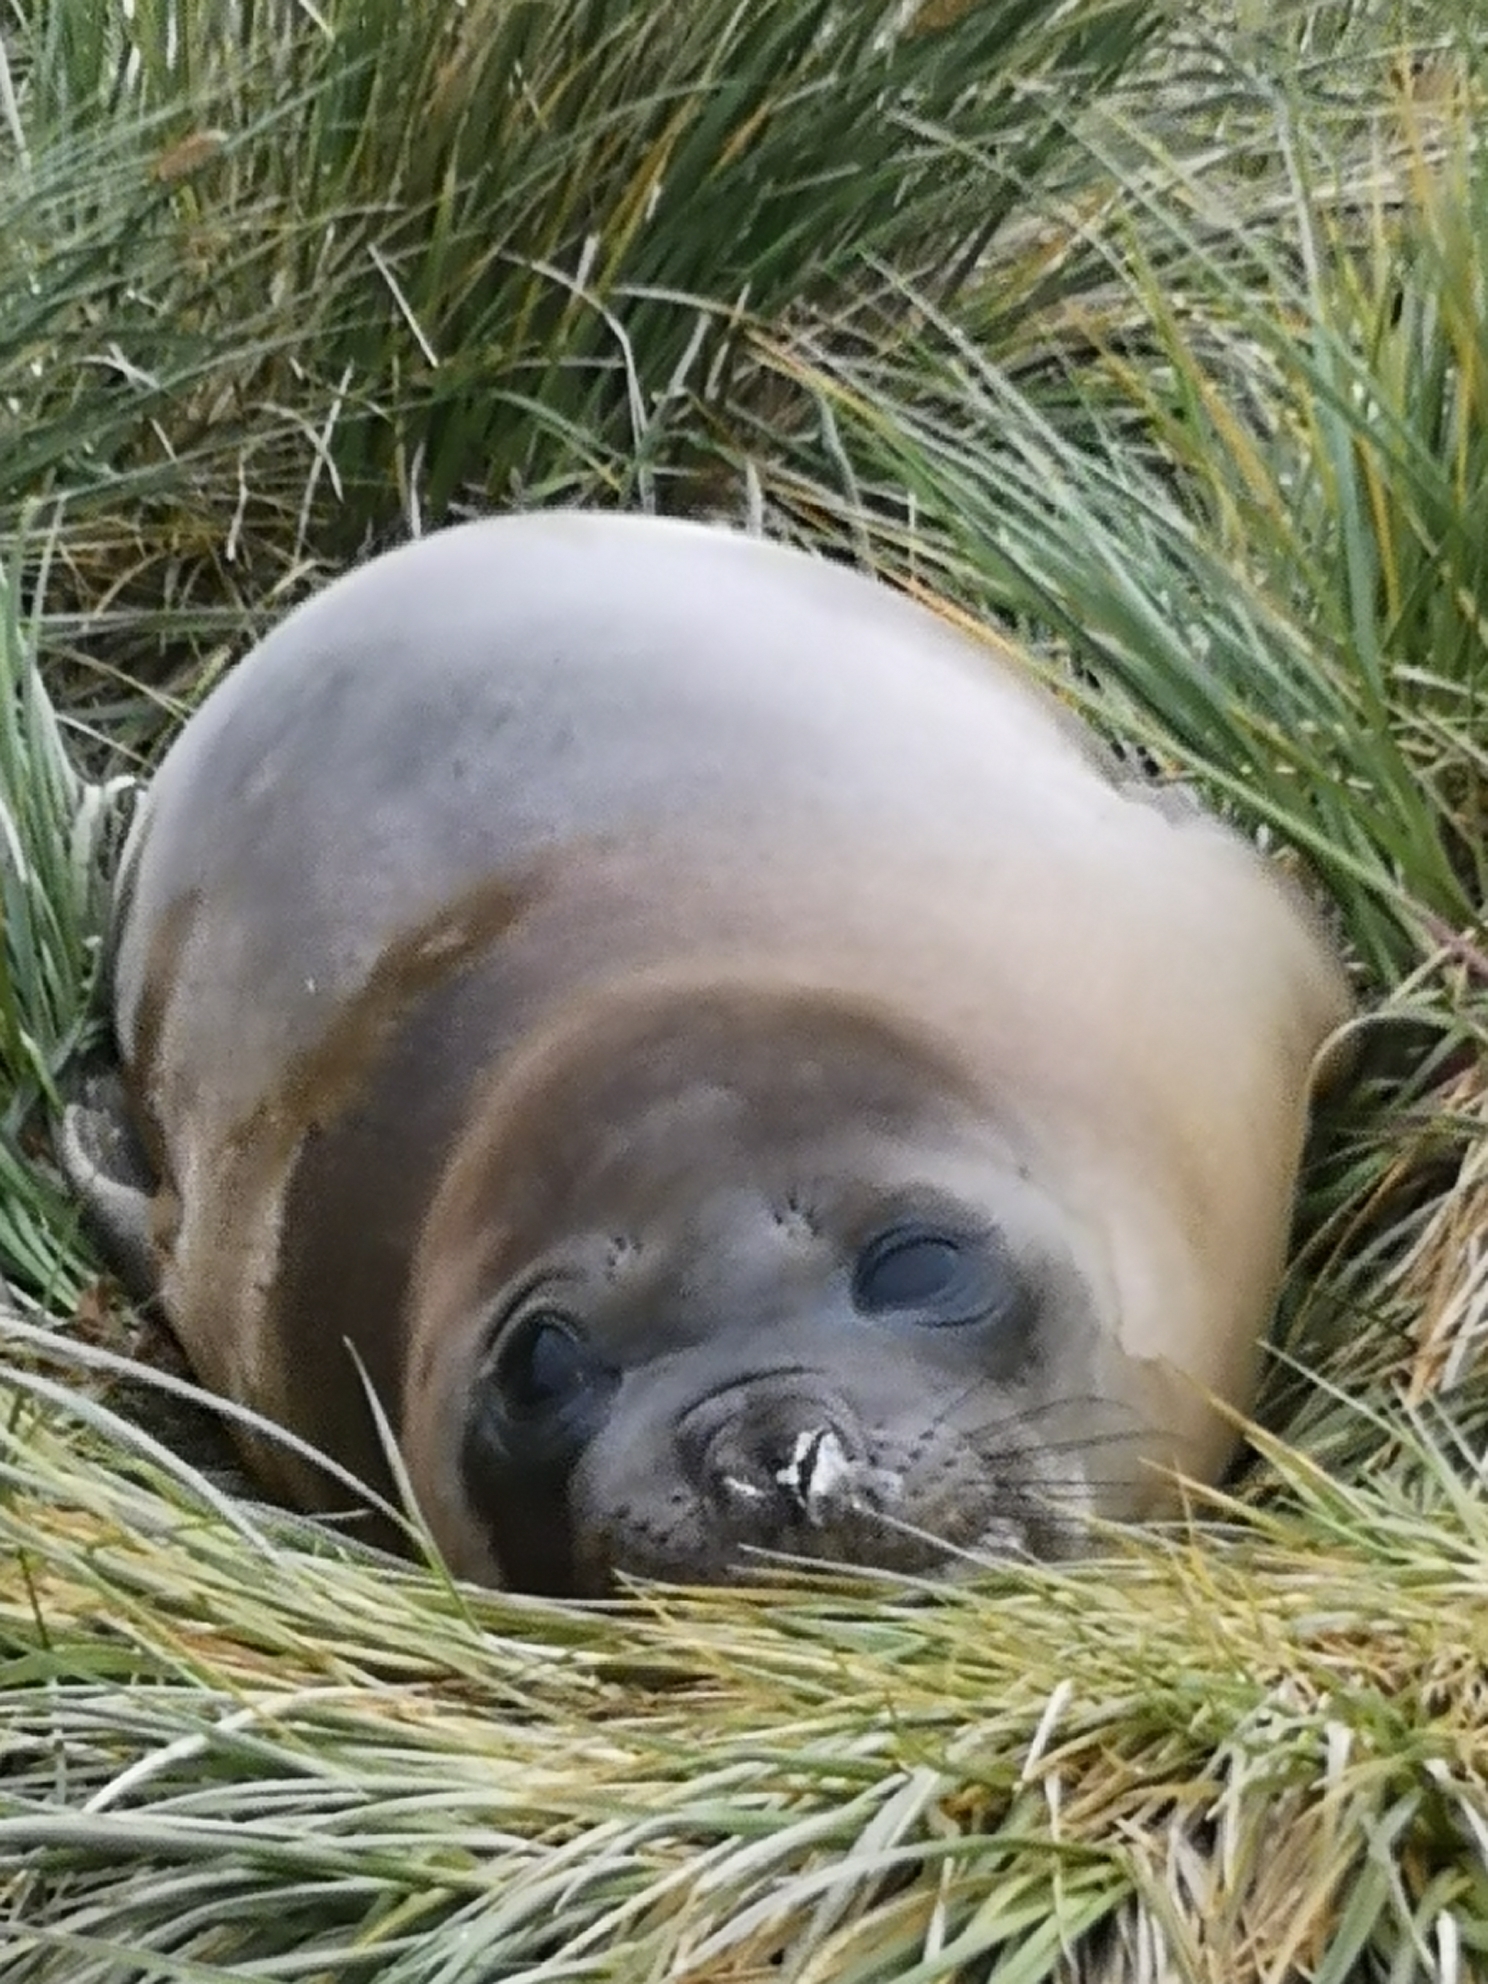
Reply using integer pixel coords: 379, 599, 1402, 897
408, 983, 1144, 1595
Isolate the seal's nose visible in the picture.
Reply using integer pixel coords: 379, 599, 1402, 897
688, 1382, 898, 1539
714, 1422, 860, 1528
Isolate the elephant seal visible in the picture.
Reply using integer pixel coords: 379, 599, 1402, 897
64, 511, 1352, 1594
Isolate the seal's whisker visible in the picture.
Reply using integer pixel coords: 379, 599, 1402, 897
1037, 1429, 1152, 1456
850, 1501, 1042, 1570
957, 1419, 1147, 1469
952, 1396, 1148, 1448
999, 1393, 1135, 1423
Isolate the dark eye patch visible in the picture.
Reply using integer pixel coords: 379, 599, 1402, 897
852, 1223, 1026, 1331
499, 1310, 596, 1417
475, 1303, 621, 1457
462, 1301, 622, 1594
854, 1231, 967, 1311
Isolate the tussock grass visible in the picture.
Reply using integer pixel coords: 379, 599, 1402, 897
2, 0, 1156, 694
0, 528, 126, 1306
3, 0, 1488, 1977
4, 1340, 1488, 1980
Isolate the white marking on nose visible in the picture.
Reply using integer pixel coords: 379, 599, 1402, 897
776, 1427, 853, 1525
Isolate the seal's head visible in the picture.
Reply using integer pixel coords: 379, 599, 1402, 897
402, 978, 1156, 1595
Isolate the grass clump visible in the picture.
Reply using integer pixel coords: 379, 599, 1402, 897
3, 0, 1488, 1978
2, 0, 1156, 689
4, 1355, 1488, 1980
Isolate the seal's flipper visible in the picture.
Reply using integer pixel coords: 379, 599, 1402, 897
57, 1081, 161, 1303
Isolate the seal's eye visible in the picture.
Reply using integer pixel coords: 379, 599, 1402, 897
498, 1310, 598, 1417
852, 1224, 1015, 1328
